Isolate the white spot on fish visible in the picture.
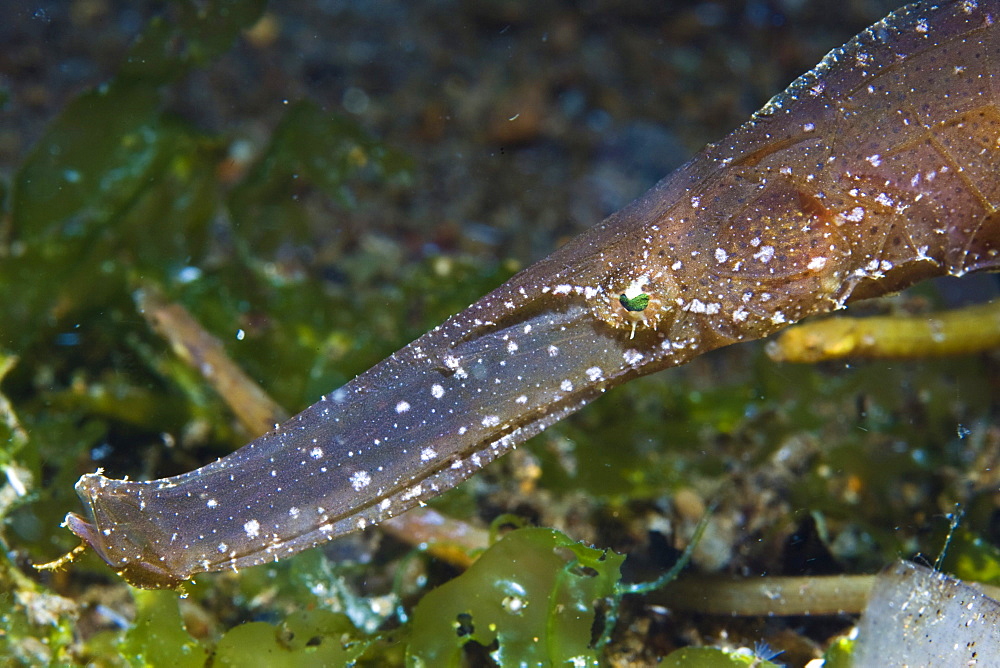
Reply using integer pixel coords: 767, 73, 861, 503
396, 401, 411, 414
431, 384, 445, 399
310, 447, 323, 459
507, 340, 518, 353
622, 276, 649, 301
350, 470, 372, 491
845, 207, 865, 222
875, 192, 894, 207
585, 366, 603, 382
807, 257, 827, 271
560, 379, 573, 392
866, 154, 881, 167
547, 345, 559, 357
753, 245, 775, 263
686, 299, 719, 315
516, 395, 528, 404
420, 447, 437, 462
624, 349, 644, 365
715, 248, 728, 263
482, 415, 500, 428
207, 499, 218, 508
218, 543, 228, 553
289, 507, 300, 518
244, 519, 261, 539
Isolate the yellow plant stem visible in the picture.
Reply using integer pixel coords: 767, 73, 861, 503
767, 300, 1000, 363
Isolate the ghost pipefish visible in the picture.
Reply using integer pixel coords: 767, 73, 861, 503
45, 0, 1000, 589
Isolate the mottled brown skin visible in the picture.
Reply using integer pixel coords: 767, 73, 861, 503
54, 1, 1000, 589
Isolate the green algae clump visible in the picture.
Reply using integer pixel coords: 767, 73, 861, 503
212, 609, 373, 667
407, 526, 624, 667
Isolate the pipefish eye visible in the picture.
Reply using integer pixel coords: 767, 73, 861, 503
619, 292, 650, 312
592, 274, 676, 339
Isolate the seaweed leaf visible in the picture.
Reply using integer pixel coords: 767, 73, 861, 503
406, 527, 624, 667
228, 99, 411, 252
212, 610, 373, 667
4, 81, 220, 353
120, 590, 209, 668
121, 0, 267, 84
